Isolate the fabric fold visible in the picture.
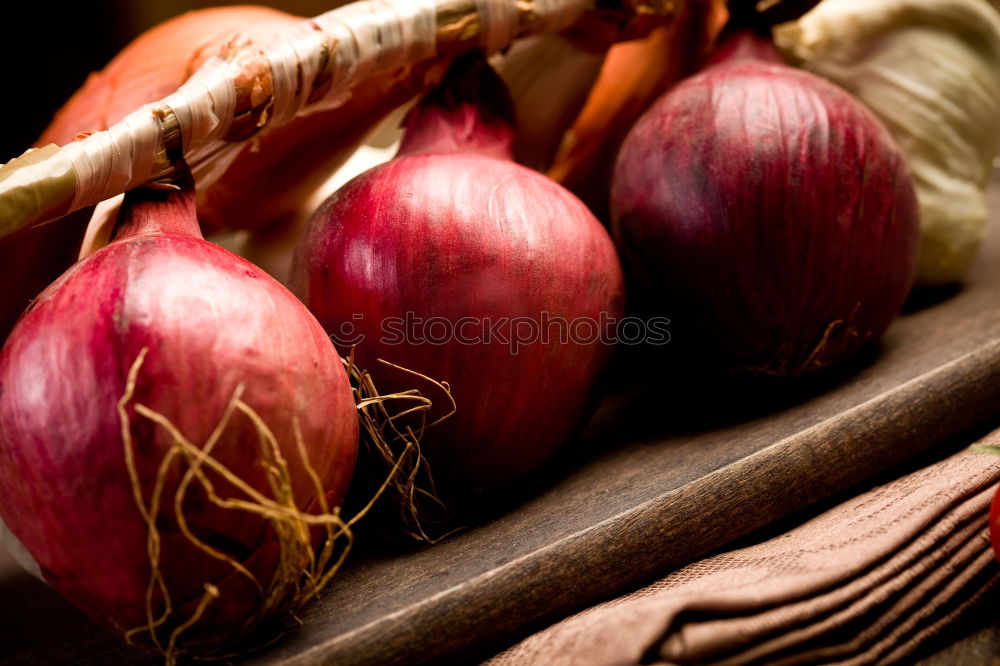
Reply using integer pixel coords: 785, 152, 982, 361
487, 435, 1000, 666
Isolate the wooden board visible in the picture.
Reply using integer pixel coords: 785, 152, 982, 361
2, 180, 1000, 664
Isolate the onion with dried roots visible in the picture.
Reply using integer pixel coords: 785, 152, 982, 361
0, 169, 358, 658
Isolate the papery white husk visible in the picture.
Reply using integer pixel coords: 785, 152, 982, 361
775, 0, 1000, 285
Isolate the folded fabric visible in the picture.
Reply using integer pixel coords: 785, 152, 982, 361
487, 434, 1000, 666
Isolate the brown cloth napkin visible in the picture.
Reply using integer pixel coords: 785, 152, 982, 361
488, 433, 1000, 666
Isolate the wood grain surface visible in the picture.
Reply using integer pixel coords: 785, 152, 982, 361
2, 181, 999, 664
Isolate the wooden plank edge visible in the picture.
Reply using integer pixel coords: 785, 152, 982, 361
259, 337, 1000, 666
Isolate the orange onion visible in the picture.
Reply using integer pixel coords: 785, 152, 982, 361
197, 61, 445, 231
38, 7, 301, 148
549, 0, 726, 218
37, 6, 438, 231
0, 8, 302, 342
0, 6, 438, 340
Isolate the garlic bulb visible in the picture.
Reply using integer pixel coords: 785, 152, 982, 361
775, 0, 1000, 285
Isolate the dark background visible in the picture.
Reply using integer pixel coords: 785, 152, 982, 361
0, 1, 346, 161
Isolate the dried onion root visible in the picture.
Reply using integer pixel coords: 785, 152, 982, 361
0, 170, 361, 657
343, 351, 460, 544
116, 348, 450, 662
117, 351, 352, 661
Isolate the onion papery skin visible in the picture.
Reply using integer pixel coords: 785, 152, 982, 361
37, 6, 432, 232
197, 62, 441, 232
38, 6, 301, 148
0, 190, 358, 647
294, 150, 624, 490
612, 55, 919, 376
0, 6, 299, 334
549, 1, 725, 220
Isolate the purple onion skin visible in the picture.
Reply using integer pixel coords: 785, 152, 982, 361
295, 152, 624, 489
293, 57, 624, 490
0, 187, 358, 644
612, 57, 919, 375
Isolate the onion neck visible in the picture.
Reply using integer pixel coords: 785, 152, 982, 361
397, 52, 516, 162
112, 174, 202, 243
706, 28, 784, 68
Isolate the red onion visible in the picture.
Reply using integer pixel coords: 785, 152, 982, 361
611, 32, 919, 375
0, 174, 358, 655
293, 55, 624, 491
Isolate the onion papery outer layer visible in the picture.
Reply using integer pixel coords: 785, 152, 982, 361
197, 61, 444, 232
549, 0, 725, 220
0, 7, 301, 341
7, 0, 690, 239
0, 184, 358, 652
36, 6, 437, 233
38, 7, 301, 148
612, 48, 919, 376
293, 57, 625, 491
